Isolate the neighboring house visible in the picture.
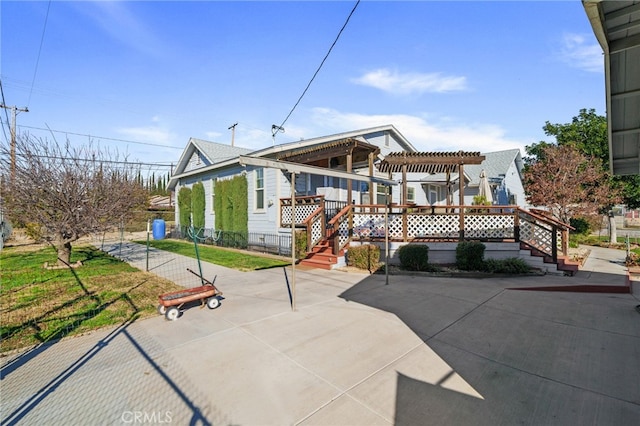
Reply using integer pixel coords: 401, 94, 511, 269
419, 148, 527, 208
167, 125, 418, 235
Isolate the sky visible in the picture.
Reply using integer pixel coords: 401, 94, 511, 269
1, 0, 606, 175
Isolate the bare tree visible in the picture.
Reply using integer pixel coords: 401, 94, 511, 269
524, 144, 621, 224
1, 134, 147, 266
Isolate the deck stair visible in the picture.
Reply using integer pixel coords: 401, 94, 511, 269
299, 236, 346, 270
519, 242, 580, 276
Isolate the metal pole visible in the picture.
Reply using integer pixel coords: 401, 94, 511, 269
291, 173, 296, 311
192, 226, 205, 285
146, 219, 150, 272
385, 184, 390, 285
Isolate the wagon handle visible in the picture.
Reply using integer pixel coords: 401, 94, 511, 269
186, 268, 217, 286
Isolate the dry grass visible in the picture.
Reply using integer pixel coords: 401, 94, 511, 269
1, 243, 183, 354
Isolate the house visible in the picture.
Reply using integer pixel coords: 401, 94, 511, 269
168, 125, 573, 273
167, 125, 419, 235
462, 148, 527, 207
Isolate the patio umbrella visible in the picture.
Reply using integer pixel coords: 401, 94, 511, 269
478, 169, 493, 203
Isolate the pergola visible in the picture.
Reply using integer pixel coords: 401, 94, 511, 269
377, 151, 486, 239
377, 151, 486, 204
275, 137, 381, 204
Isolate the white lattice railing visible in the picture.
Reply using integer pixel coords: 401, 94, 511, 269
517, 209, 567, 261
281, 200, 571, 261
280, 195, 325, 227
304, 207, 325, 250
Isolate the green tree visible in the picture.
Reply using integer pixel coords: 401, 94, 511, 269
526, 108, 639, 209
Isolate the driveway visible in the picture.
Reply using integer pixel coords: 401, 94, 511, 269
2, 244, 639, 425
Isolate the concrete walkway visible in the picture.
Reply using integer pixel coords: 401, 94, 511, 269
2, 244, 639, 425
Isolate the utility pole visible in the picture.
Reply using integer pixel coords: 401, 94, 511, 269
228, 122, 238, 147
0, 104, 29, 181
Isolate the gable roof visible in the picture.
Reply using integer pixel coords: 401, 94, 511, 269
420, 149, 522, 186
168, 125, 415, 189
250, 124, 416, 158
464, 149, 523, 186
173, 138, 253, 175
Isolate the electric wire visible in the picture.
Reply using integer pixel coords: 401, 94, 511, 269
27, 0, 52, 107
18, 124, 183, 151
10, 152, 173, 168
274, 0, 360, 134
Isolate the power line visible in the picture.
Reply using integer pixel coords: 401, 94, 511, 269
17, 124, 183, 151
9, 152, 173, 168
27, 0, 52, 107
274, 0, 360, 134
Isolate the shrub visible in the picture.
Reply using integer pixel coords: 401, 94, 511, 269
347, 244, 380, 271
178, 187, 192, 231
191, 182, 206, 229
569, 217, 591, 235
295, 230, 307, 259
398, 244, 431, 271
482, 257, 531, 274
456, 241, 485, 271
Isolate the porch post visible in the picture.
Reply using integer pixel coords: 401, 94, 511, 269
347, 150, 353, 235
402, 163, 407, 242
347, 149, 353, 204
291, 173, 296, 311
368, 152, 374, 210
459, 163, 465, 240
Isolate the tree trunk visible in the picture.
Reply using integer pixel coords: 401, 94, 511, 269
609, 213, 617, 244
56, 241, 72, 266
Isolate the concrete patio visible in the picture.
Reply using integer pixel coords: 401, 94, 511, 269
1, 244, 639, 425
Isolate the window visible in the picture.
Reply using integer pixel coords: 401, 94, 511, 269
429, 188, 438, 205
406, 186, 415, 203
255, 168, 264, 210
376, 184, 390, 204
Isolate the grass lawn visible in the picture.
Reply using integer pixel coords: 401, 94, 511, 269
1, 244, 183, 354
135, 239, 291, 271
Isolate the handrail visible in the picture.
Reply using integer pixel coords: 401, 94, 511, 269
327, 204, 352, 255
301, 205, 325, 252
516, 207, 574, 231
280, 194, 324, 206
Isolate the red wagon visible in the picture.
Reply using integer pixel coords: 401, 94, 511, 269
157, 268, 223, 321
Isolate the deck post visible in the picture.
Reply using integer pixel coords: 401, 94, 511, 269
458, 163, 465, 240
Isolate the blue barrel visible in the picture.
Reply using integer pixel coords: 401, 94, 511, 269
152, 219, 165, 240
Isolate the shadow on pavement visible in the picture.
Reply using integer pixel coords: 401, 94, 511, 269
340, 271, 640, 425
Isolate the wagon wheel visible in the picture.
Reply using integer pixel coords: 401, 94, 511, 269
157, 304, 166, 315
206, 297, 220, 310
165, 306, 180, 321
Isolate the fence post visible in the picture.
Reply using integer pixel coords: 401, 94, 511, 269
402, 207, 408, 242
551, 226, 558, 263
514, 210, 520, 242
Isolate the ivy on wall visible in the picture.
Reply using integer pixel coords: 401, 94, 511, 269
214, 174, 248, 233
191, 182, 205, 229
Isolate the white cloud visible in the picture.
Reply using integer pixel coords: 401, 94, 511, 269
559, 33, 603, 73
310, 107, 528, 153
116, 125, 175, 145
75, 2, 166, 58
352, 68, 468, 95
204, 131, 223, 140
